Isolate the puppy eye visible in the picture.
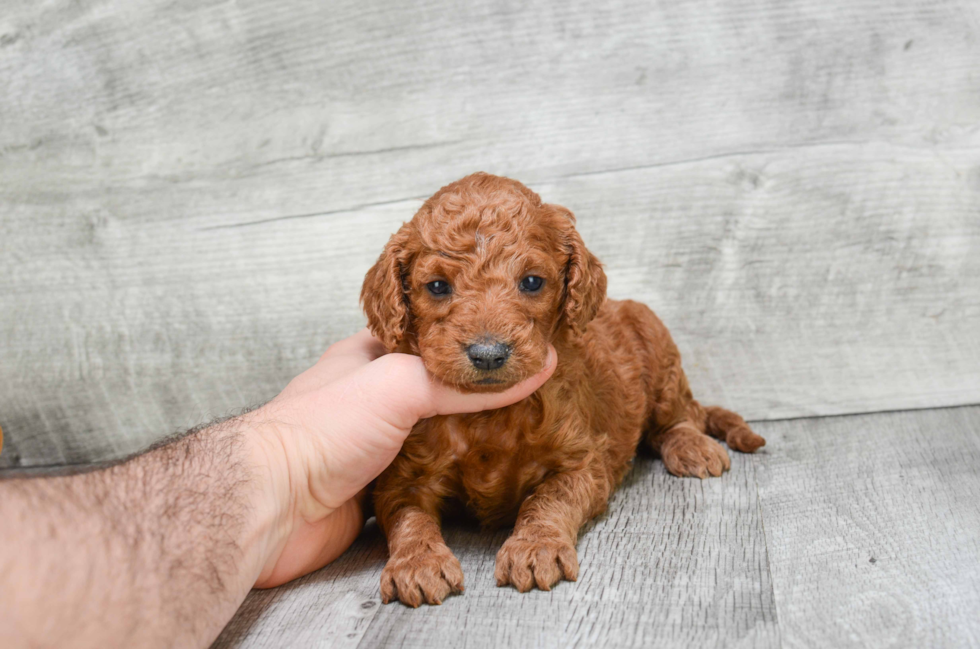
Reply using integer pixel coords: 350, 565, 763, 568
426, 280, 452, 296
519, 276, 544, 293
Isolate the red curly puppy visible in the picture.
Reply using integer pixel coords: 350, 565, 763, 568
361, 173, 765, 607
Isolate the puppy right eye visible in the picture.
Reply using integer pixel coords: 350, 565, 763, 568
426, 280, 452, 297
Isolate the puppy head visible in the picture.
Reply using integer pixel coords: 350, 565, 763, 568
361, 173, 606, 392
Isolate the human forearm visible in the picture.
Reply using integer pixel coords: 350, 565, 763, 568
0, 416, 284, 648
0, 330, 557, 644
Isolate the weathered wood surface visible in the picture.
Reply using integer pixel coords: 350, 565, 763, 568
2, 0, 980, 468
215, 405, 980, 649
3, 1, 979, 646
215, 451, 778, 649
755, 406, 980, 649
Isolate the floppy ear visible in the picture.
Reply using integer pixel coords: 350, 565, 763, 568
552, 206, 607, 336
360, 223, 414, 351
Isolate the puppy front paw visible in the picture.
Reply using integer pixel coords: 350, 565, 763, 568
661, 432, 731, 478
495, 533, 579, 592
380, 546, 464, 607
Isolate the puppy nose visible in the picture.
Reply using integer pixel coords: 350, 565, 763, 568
467, 340, 511, 371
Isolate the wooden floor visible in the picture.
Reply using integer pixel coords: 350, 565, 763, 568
2, 0, 979, 646
212, 406, 980, 649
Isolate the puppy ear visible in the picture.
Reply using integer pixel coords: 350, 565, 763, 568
361, 223, 414, 351
551, 206, 607, 336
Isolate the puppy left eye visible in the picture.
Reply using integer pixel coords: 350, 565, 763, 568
519, 276, 544, 293
427, 280, 452, 296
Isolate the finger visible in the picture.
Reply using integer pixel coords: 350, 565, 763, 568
253, 499, 364, 588
344, 328, 388, 361
319, 328, 387, 364
423, 345, 558, 418
304, 330, 390, 389
342, 345, 557, 432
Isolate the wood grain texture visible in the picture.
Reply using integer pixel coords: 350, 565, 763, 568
213, 407, 980, 649
1, 1, 979, 463
213, 527, 390, 649
215, 453, 778, 649
753, 406, 980, 648
3, 141, 979, 468
3, 1, 980, 645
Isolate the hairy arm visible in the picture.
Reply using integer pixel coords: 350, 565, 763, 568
0, 330, 556, 648
0, 416, 284, 648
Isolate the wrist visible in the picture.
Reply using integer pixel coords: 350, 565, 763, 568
235, 408, 297, 586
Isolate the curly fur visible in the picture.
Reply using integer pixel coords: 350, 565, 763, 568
361, 173, 766, 606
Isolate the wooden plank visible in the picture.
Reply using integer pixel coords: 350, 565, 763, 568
2, 0, 980, 467
215, 406, 980, 649
212, 525, 390, 649
543, 143, 980, 420
215, 453, 779, 649
3, 141, 979, 467
752, 406, 980, 648
2, 0, 979, 213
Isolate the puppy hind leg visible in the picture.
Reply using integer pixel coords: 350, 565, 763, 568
648, 420, 731, 479
703, 405, 766, 453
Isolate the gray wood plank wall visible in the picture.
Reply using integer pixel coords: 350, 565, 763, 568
4, 2, 980, 648
2, 0, 979, 467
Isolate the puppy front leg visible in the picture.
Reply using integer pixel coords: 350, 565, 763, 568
495, 466, 609, 592
378, 505, 464, 607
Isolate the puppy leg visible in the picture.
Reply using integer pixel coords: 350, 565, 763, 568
495, 465, 609, 592
378, 506, 464, 607
375, 452, 462, 607
648, 421, 731, 479
703, 405, 766, 453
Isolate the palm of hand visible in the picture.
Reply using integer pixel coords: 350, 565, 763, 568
246, 329, 557, 589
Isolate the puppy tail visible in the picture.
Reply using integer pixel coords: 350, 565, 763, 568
703, 406, 766, 453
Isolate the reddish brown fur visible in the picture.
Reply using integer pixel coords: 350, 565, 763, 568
361, 173, 765, 607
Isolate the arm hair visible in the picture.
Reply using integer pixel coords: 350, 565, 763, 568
0, 414, 276, 648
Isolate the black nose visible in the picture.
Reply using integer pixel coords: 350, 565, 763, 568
467, 340, 511, 371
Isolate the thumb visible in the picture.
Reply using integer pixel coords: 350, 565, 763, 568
420, 346, 558, 419
347, 346, 558, 433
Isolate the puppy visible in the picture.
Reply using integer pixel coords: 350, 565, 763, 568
361, 173, 765, 607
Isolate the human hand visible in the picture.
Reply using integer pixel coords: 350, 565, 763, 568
244, 329, 557, 588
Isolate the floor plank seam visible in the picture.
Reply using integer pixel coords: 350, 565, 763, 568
746, 400, 980, 426
750, 452, 784, 649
